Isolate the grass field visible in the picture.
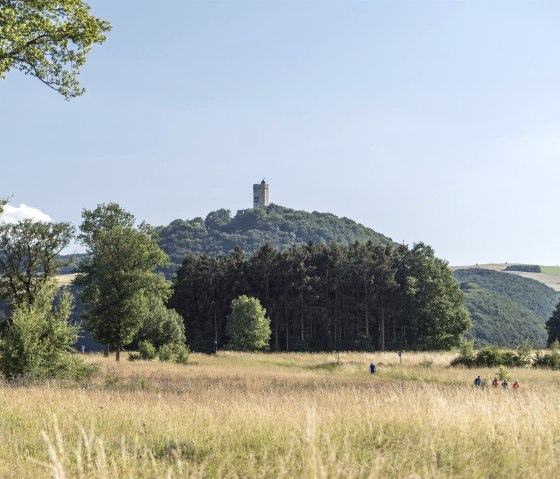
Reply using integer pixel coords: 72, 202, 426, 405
1, 351, 560, 478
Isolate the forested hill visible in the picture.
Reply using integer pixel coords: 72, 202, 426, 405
453, 268, 559, 348
157, 205, 393, 275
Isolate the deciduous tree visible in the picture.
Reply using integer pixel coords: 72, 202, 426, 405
76, 203, 170, 361
0, 219, 75, 305
227, 295, 271, 351
0, 0, 110, 99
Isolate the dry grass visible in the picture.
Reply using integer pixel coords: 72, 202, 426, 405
0, 351, 559, 478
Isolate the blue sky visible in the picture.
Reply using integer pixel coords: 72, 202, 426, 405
2, 0, 560, 265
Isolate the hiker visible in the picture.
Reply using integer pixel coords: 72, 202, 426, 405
474, 375, 482, 387
492, 377, 499, 388
512, 380, 520, 390
369, 362, 376, 374
502, 379, 509, 389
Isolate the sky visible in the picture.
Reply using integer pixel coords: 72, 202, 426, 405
2, 0, 560, 266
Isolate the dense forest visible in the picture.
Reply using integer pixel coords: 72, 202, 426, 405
170, 241, 470, 353
157, 205, 393, 276
453, 268, 559, 347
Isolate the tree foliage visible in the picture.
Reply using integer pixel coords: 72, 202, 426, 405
0, 0, 110, 99
134, 297, 185, 349
171, 241, 470, 353
0, 219, 74, 305
158, 205, 394, 276
0, 282, 85, 379
546, 302, 560, 346
227, 295, 271, 351
76, 203, 170, 360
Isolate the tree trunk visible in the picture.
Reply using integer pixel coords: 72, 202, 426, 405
116, 346, 120, 361
103, 345, 109, 357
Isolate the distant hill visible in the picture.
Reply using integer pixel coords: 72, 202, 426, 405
458, 283, 548, 348
157, 204, 394, 275
453, 268, 560, 348
451, 263, 560, 291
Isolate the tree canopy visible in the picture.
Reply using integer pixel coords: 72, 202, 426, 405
171, 241, 470, 353
0, 0, 110, 99
227, 295, 271, 351
0, 219, 74, 305
76, 203, 171, 360
158, 204, 394, 276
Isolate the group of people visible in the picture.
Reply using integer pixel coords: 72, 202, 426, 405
474, 375, 520, 389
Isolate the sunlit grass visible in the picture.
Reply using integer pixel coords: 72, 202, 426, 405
0, 351, 559, 477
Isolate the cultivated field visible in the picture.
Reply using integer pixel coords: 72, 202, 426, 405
1, 351, 560, 478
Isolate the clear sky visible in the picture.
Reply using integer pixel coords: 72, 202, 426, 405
2, 0, 560, 266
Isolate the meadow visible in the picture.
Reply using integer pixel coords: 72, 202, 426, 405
1, 351, 559, 478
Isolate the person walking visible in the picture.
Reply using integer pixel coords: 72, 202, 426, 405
492, 377, 499, 388
512, 380, 520, 390
369, 362, 376, 374
474, 375, 482, 387
502, 379, 509, 389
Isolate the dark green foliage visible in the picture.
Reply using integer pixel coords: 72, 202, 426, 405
459, 283, 547, 348
171, 241, 470, 352
158, 205, 393, 276
504, 264, 541, 273
0, 284, 89, 380
546, 302, 560, 345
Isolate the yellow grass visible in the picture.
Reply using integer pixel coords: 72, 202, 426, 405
1, 351, 560, 478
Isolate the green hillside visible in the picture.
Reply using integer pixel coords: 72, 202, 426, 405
453, 268, 559, 348
157, 204, 393, 275
454, 268, 559, 319
459, 283, 547, 347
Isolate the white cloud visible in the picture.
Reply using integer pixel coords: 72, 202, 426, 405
1, 204, 52, 223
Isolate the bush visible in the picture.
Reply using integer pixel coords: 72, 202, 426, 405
451, 342, 533, 368
158, 344, 174, 362
138, 340, 157, 360
127, 352, 142, 362
174, 345, 190, 364
0, 284, 88, 380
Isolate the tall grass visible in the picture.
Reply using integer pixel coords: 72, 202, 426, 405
0, 351, 559, 478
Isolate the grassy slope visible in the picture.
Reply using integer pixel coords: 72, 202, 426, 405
2, 351, 560, 478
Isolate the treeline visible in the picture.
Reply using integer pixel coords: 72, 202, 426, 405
504, 264, 542, 273
170, 241, 470, 353
157, 205, 393, 276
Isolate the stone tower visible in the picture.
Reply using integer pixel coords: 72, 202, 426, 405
253, 179, 269, 208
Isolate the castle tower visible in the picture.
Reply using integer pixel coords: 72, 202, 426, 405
253, 179, 269, 208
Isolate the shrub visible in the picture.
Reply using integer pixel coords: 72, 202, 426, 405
158, 344, 174, 362
127, 352, 142, 362
138, 340, 157, 360
0, 284, 88, 380
173, 345, 190, 364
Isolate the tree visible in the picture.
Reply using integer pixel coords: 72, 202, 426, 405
0, 0, 110, 99
135, 298, 186, 349
76, 203, 170, 361
0, 219, 75, 305
546, 301, 560, 345
227, 295, 271, 351
0, 282, 84, 379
